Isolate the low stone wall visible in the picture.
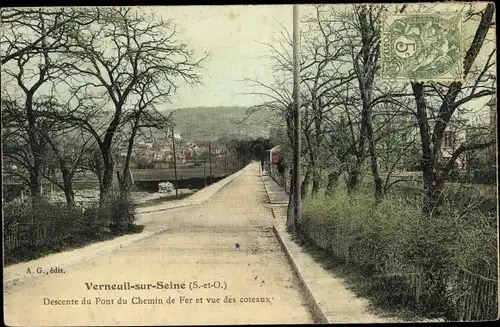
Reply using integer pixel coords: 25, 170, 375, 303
45, 189, 195, 207
134, 176, 226, 192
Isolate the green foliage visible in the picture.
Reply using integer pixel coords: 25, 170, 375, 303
135, 156, 155, 169
301, 190, 498, 320
3, 196, 142, 265
228, 137, 275, 163
465, 129, 496, 169
193, 151, 210, 160
464, 144, 496, 185
101, 193, 137, 234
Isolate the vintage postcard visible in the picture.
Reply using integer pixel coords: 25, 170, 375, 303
2, 3, 498, 326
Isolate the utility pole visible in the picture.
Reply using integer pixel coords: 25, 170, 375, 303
203, 160, 207, 187
292, 4, 301, 240
171, 126, 178, 199
208, 141, 212, 179
224, 142, 228, 175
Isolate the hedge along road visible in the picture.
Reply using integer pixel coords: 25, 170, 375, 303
4, 163, 314, 326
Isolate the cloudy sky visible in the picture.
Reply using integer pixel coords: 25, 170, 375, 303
2, 4, 494, 113
149, 4, 495, 112
154, 5, 310, 109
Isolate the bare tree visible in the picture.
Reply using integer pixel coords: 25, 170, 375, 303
245, 7, 354, 202
1, 97, 41, 194
300, 6, 355, 196
1, 8, 100, 204
50, 7, 206, 203
407, 3, 496, 215
2, 47, 62, 203
325, 5, 386, 198
322, 113, 353, 195
40, 122, 94, 207
0, 8, 94, 65
116, 77, 176, 194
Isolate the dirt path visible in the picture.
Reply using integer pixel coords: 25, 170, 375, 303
4, 163, 314, 326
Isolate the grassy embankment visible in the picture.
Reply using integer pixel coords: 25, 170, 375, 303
4, 194, 144, 266
135, 193, 193, 208
299, 174, 497, 321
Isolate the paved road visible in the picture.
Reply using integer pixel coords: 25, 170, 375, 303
4, 163, 314, 326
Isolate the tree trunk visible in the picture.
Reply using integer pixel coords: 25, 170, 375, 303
100, 153, 115, 204
29, 170, 41, 205
311, 170, 321, 196
98, 100, 123, 203
347, 171, 359, 194
412, 82, 439, 216
325, 170, 342, 196
61, 168, 75, 207
312, 95, 325, 197
98, 183, 105, 206
92, 164, 105, 207
354, 6, 381, 199
411, 4, 494, 217
286, 168, 295, 232
368, 137, 383, 200
362, 90, 383, 200
422, 169, 446, 216
301, 167, 311, 200
347, 156, 362, 194
63, 183, 75, 207
348, 117, 367, 193
26, 93, 43, 205
120, 127, 137, 195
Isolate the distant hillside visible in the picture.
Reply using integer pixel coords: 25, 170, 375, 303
165, 106, 276, 142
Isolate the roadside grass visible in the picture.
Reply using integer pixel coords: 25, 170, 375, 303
300, 179, 498, 322
135, 193, 193, 208
4, 195, 145, 266
298, 235, 431, 322
5, 232, 117, 266
72, 182, 101, 190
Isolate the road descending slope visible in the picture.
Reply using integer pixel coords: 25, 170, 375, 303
4, 163, 314, 325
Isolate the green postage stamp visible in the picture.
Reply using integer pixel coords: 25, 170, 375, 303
381, 12, 464, 81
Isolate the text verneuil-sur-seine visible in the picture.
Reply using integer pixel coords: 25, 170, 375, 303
85, 281, 227, 291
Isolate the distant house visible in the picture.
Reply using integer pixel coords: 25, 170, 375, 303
193, 146, 204, 154
166, 131, 182, 140
267, 146, 281, 164
441, 119, 468, 168
119, 146, 137, 158
119, 149, 128, 158
154, 149, 172, 162
154, 138, 169, 148
440, 96, 496, 169
135, 147, 152, 160
136, 143, 152, 151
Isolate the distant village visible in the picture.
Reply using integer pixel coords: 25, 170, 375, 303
117, 131, 227, 168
